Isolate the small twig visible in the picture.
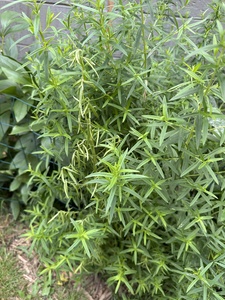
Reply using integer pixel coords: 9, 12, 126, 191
107, 0, 114, 28
107, 0, 114, 13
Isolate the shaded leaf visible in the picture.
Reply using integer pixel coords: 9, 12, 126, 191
13, 99, 28, 122
10, 200, 20, 220
0, 111, 10, 139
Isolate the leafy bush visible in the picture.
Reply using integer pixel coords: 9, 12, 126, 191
0, 11, 42, 218
2, 0, 225, 298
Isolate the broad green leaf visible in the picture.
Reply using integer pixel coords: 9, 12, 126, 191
10, 200, 20, 220
21, 184, 30, 204
0, 55, 32, 84
9, 177, 21, 191
4, 37, 18, 58
14, 132, 37, 153
0, 55, 23, 72
6, 23, 28, 34
2, 67, 31, 85
13, 99, 28, 122
30, 120, 46, 131
10, 124, 30, 135
0, 79, 20, 96
0, 11, 20, 32
9, 151, 27, 170
0, 100, 11, 114
0, 111, 10, 139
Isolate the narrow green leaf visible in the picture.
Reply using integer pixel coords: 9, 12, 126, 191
71, 3, 98, 13
106, 185, 117, 215
160, 125, 167, 146
204, 164, 219, 184
202, 118, 208, 145
195, 114, 202, 149
181, 160, 200, 177
169, 85, 199, 101
218, 73, 225, 102
186, 277, 199, 293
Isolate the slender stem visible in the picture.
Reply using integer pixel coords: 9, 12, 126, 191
107, 0, 114, 29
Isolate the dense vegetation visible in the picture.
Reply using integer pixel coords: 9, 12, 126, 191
1, 0, 225, 298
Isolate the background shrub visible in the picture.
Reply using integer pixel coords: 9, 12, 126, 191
0, 12, 42, 218
2, 0, 225, 298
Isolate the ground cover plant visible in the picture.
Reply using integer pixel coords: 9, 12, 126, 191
0, 214, 29, 300
1, 0, 225, 299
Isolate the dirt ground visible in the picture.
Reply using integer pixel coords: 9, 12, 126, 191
0, 213, 112, 300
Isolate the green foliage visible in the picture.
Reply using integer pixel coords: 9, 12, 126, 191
0, 14, 41, 217
2, 0, 225, 298
0, 11, 49, 218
